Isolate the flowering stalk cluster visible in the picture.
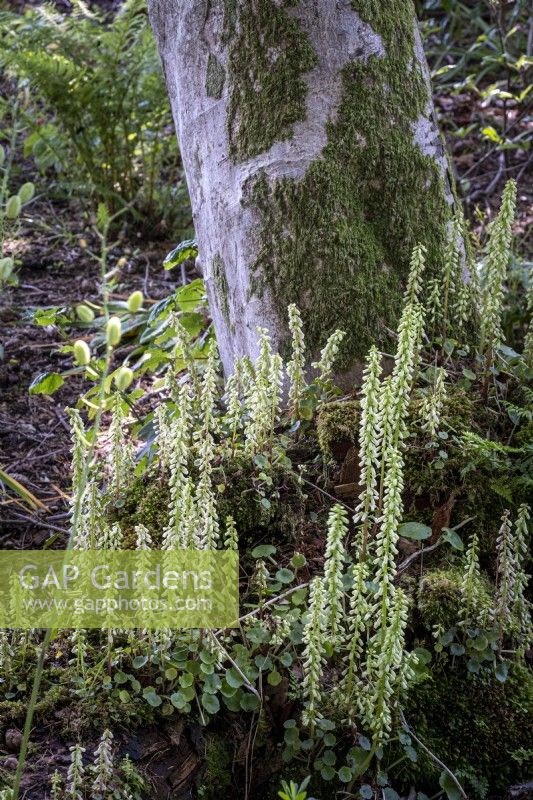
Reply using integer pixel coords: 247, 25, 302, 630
493, 504, 531, 645
194, 342, 220, 549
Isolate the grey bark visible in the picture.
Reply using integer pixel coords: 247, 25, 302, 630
148, 0, 453, 380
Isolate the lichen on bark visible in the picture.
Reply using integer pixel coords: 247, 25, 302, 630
206, 53, 225, 99
212, 252, 230, 325
241, 0, 453, 372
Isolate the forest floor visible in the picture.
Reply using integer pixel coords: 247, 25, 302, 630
0, 6, 532, 799
1, 85, 531, 547
0, 199, 185, 542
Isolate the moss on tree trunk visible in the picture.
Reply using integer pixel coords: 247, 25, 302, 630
149, 0, 455, 381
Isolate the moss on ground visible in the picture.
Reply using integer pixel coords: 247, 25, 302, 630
417, 567, 492, 634
404, 663, 533, 797
199, 733, 233, 797
109, 474, 170, 547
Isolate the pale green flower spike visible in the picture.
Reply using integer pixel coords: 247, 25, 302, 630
224, 515, 238, 551
224, 359, 244, 450
441, 220, 462, 335
97, 521, 123, 550
69, 627, 87, 676
342, 560, 369, 713
480, 179, 517, 358
68, 408, 89, 543
523, 327, 533, 368
66, 744, 85, 800
427, 276, 441, 334
254, 559, 269, 606
404, 243, 426, 306
302, 576, 326, 733
460, 531, 485, 628
92, 729, 114, 796
195, 341, 220, 549
109, 392, 134, 496
513, 504, 532, 649
50, 770, 63, 800
312, 328, 346, 385
324, 503, 348, 643
354, 345, 383, 553
245, 328, 275, 454
154, 404, 172, 473
270, 352, 283, 435
77, 479, 104, 550
364, 587, 414, 745
420, 366, 447, 438
135, 523, 152, 550
287, 304, 306, 419
163, 385, 192, 550
492, 510, 516, 633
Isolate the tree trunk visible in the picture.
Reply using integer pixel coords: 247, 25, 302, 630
148, 0, 454, 383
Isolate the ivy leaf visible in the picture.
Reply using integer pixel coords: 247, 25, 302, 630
29, 372, 65, 395
163, 238, 198, 270
399, 522, 432, 540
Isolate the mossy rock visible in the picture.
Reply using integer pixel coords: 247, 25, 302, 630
417, 567, 493, 634
108, 474, 170, 548
215, 456, 276, 534
316, 399, 359, 462
404, 663, 533, 797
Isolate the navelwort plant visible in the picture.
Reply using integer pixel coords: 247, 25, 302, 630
7, 183, 531, 797
46, 730, 145, 800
